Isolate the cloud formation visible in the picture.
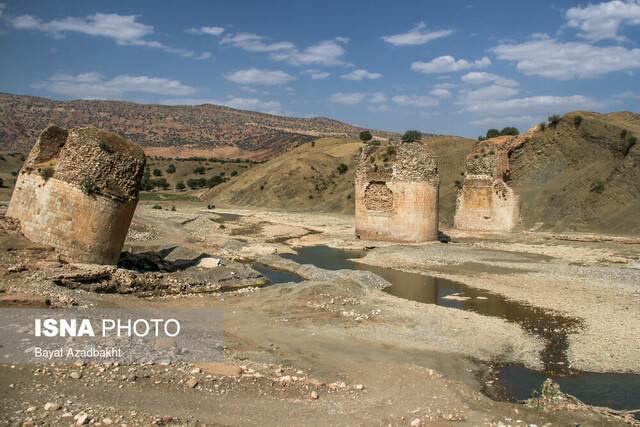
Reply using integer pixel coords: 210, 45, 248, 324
187, 26, 225, 36
491, 36, 640, 79
340, 69, 382, 80
460, 72, 518, 87
411, 56, 491, 74
565, 0, 640, 41
381, 22, 453, 46
330, 92, 367, 104
391, 95, 439, 107
271, 38, 349, 66
9, 12, 208, 59
32, 73, 196, 98
221, 32, 294, 52
224, 68, 295, 85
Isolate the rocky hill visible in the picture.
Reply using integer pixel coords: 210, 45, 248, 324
508, 111, 640, 234
205, 136, 476, 218
0, 92, 400, 160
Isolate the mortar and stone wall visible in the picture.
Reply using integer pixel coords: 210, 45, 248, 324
355, 142, 439, 242
452, 127, 541, 232
7, 125, 146, 265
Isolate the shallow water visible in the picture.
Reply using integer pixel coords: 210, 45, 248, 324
250, 262, 304, 286
282, 245, 640, 410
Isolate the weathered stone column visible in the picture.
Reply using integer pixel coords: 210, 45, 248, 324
8, 125, 146, 264
355, 142, 439, 242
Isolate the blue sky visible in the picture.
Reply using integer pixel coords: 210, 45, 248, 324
1, 0, 639, 139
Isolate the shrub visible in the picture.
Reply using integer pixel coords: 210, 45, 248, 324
402, 130, 422, 143
260, 185, 265, 190
488, 150, 495, 155
573, 115, 583, 126
231, 170, 238, 177
153, 169, 162, 176
176, 182, 186, 191
171, 206, 176, 211
98, 141, 113, 153
368, 140, 381, 146
473, 154, 480, 159
359, 130, 373, 143
0, 155, 5, 161
207, 175, 223, 188
337, 163, 349, 175
629, 135, 637, 146
590, 178, 605, 194
40, 167, 54, 181
477, 136, 486, 142
311, 140, 315, 147
0, 177, 3, 187
166, 164, 176, 174
539, 122, 546, 130
500, 127, 519, 136
154, 178, 169, 190
19, 154, 25, 161
454, 179, 463, 189
548, 114, 561, 125
81, 178, 95, 195
486, 129, 501, 139
152, 204, 162, 209
194, 166, 205, 175
11, 170, 18, 177
386, 146, 396, 156
621, 129, 628, 138
186, 178, 199, 189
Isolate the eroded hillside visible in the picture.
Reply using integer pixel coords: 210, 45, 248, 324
509, 111, 640, 234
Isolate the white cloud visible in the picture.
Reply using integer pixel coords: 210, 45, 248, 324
220, 32, 294, 52
340, 69, 382, 81
271, 38, 348, 66
330, 92, 367, 104
162, 97, 282, 115
370, 92, 387, 103
491, 37, 640, 79
615, 90, 640, 99
10, 12, 208, 59
429, 88, 452, 99
10, 12, 152, 40
460, 72, 518, 87
433, 82, 460, 90
302, 69, 330, 79
224, 68, 295, 85
32, 73, 196, 98
565, 0, 640, 41
188, 26, 225, 36
460, 94, 605, 115
411, 56, 491, 74
391, 95, 439, 107
381, 22, 453, 46
459, 85, 520, 103
368, 104, 389, 112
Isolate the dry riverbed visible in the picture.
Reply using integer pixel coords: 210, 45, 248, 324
1, 202, 638, 425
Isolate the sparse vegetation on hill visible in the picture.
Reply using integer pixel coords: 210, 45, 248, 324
509, 110, 640, 234
0, 92, 401, 160
478, 126, 519, 141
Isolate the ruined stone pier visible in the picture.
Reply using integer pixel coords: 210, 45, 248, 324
355, 142, 439, 242
454, 125, 540, 231
8, 125, 146, 265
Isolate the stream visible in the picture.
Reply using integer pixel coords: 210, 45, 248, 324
281, 245, 640, 410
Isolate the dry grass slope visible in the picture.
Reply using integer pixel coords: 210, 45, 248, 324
205, 136, 476, 220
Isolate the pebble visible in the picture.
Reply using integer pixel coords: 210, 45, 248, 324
69, 372, 82, 379
75, 413, 89, 425
310, 391, 319, 400
103, 418, 113, 425
411, 418, 421, 426
186, 378, 198, 388
44, 402, 60, 411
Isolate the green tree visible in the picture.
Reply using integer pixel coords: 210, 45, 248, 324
166, 164, 176, 174
590, 178, 605, 194
337, 163, 349, 175
359, 130, 373, 143
176, 182, 186, 191
548, 114, 561, 125
153, 169, 162, 176
486, 129, 501, 139
402, 130, 422, 142
194, 166, 205, 175
500, 127, 519, 136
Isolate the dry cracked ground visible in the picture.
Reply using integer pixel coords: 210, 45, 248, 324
1, 201, 639, 426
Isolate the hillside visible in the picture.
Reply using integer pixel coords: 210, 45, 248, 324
509, 111, 640, 234
0, 92, 400, 160
204, 136, 476, 220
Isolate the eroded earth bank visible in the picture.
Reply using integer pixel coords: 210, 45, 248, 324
1, 202, 639, 426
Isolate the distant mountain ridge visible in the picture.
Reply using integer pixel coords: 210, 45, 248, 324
0, 92, 403, 160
